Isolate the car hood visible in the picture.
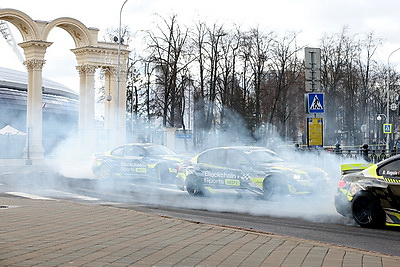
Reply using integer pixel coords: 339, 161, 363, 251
255, 161, 328, 180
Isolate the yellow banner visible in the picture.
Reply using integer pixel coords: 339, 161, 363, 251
307, 118, 323, 147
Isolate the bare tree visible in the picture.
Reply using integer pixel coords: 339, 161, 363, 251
135, 16, 400, 148
246, 27, 274, 129
267, 31, 302, 137
320, 27, 349, 144
356, 32, 381, 144
190, 21, 208, 148
205, 24, 226, 131
145, 14, 189, 127
217, 29, 239, 129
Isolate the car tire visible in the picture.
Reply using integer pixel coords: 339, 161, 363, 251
156, 164, 168, 183
262, 177, 274, 200
186, 174, 204, 197
352, 190, 385, 228
156, 164, 174, 183
262, 176, 281, 200
98, 164, 112, 179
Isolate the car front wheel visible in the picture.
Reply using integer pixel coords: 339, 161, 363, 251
262, 177, 276, 200
262, 176, 279, 200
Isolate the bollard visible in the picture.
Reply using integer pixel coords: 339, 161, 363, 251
334, 143, 341, 155
361, 143, 370, 162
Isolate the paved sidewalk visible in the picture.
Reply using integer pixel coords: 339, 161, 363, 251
0, 196, 399, 267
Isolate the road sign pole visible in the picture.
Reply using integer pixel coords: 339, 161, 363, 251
305, 47, 323, 148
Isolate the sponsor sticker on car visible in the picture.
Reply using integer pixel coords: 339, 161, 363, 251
204, 170, 237, 179
135, 168, 147, 173
203, 177, 240, 186
120, 162, 147, 173
225, 179, 240, 186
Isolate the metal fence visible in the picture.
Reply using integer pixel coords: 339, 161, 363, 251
309, 144, 400, 164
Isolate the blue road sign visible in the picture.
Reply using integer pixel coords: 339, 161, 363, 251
383, 123, 392, 134
176, 133, 193, 139
308, 93, 324, 113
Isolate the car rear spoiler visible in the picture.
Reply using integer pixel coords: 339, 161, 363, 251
341, 163, 373, 175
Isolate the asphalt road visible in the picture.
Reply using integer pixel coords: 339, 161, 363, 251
1, 171, 400, 257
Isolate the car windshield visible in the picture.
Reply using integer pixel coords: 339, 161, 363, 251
245, 149, 284, 163
146, 145, 176, 156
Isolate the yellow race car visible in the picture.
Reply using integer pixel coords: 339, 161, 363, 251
335, 155, 400, 228
176, 146, 329, 200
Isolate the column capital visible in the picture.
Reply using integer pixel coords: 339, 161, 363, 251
101, 66, 117, 75
76, 64, 97, 74
24, 59, 46, 70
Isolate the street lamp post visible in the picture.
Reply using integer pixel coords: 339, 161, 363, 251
386, 47, 400, 151
117, 0, 129, 133
377, 113, 386, 147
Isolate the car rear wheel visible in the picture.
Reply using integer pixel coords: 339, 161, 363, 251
156, 164, 169, 183
186, 174, 204, 197
352, 191, 385, 228
98, 164, 112, 179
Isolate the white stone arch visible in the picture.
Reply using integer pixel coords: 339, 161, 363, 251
0, 8, 130, 161
42, 17, 96, 48
42, 18, 101, 143
0, 8, 40, 41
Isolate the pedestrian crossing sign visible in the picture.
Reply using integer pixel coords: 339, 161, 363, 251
307, 93, 324, 114
383, 123, 392, 134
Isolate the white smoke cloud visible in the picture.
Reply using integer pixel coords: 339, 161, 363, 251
17, 104, 371, 226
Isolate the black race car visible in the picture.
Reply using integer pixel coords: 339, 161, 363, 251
335, 155, 400, 228
92, 143, 187, 182
176, 146, 329, 199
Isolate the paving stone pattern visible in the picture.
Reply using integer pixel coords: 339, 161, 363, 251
1, 197, 399, 267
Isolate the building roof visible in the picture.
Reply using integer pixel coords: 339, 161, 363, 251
0, 66, 78, 99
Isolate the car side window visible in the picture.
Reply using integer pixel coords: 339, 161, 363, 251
111, 147, 124, 157
197, 149, 225, 165
123, 146, 146, 157
377, 159, 400, 177
226, 150, 248, 167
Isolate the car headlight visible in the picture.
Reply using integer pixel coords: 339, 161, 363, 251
292, 173, 313, 186
293, 173, 303, 180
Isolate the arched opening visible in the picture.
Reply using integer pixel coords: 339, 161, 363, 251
42, 27, 79, 154
0, 21, 26, 158
0, 9, 128, 161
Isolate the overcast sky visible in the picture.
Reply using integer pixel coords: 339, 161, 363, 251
1, 0, 400, 91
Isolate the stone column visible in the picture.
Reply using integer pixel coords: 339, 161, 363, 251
20, 41, 52, 160
24, 59, 46, 159
77, 67, 87, 131
85, 66, 96, 131
76, 64, 96, 131
76, 64, 97, 145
